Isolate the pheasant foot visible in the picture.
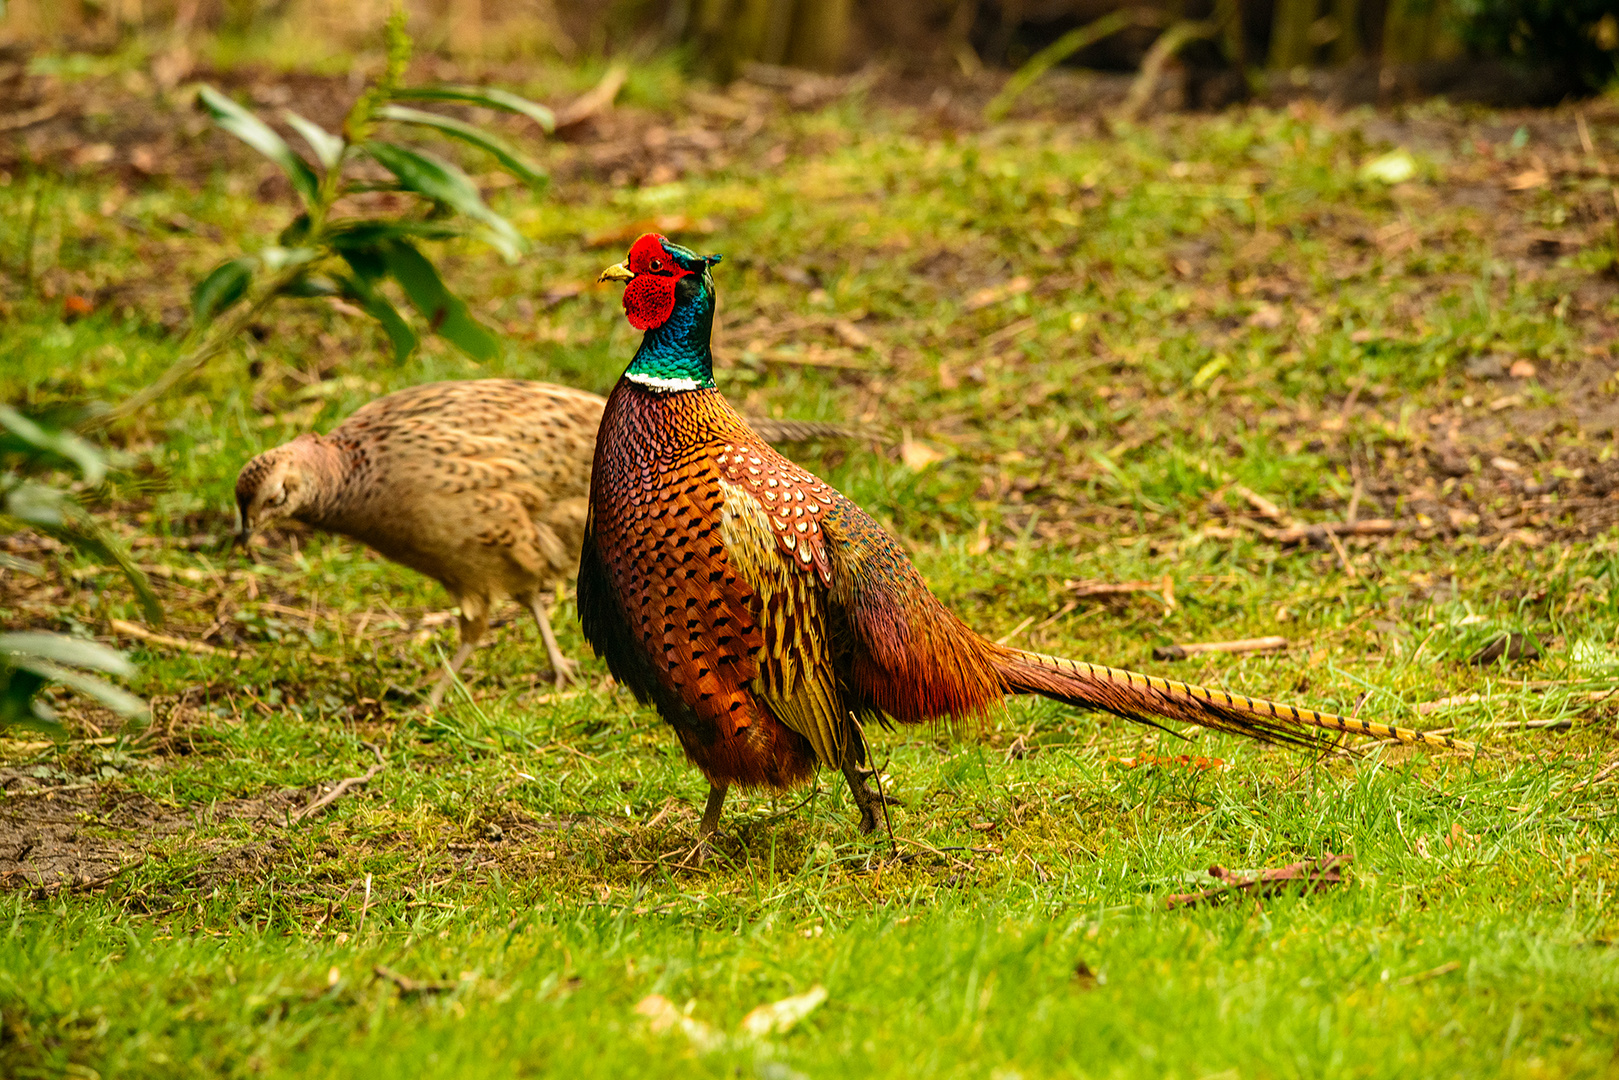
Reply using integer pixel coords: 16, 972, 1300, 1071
839, 759, 887, 835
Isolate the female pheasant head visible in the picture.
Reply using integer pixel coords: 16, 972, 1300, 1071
599, 233, 723, 392
234, 434, 342, 541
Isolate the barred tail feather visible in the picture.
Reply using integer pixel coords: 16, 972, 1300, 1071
994, 648, 1475, 754
748, 418, 869, 444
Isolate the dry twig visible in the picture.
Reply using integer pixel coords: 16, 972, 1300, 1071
553, 65, 628, 130
108, 618, 245, 658
289, 743, 387, 824
1164, 854, 1350, 910
374, 965, 454, 995
1153, 636, 1287, 661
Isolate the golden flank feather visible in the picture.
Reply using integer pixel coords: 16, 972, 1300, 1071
718, 480, 846, 767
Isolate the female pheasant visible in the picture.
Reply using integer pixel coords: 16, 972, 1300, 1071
584, 234, 1470, 837
236, 379, 855, 707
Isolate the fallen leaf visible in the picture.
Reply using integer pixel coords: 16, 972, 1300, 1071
73, 143, 116, 167
1415, 693, 1486, 714
1491, 456, 1521, 472
831, 318, 870, 349
1488, 395, 1522, 412
1108, 754, 1227, 772
1505, 167, 1548, 191
899, 433, 947, 471
1467, 633, 1542, 666
1165, 854, 1351, 909
1360, 149, 1415, 184
738, 985, 827, 1038
1246, 303, 1284, 329
62, 295, 94, 321
1443, 823, 1478, 849
1508, 359, 1537, 379
635, 994, 722, 1051
965, 275, 1031, 312
544, 281, 586, 306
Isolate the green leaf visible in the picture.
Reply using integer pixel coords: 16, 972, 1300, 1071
0, 633, 136, 677
390, 85, 555, 133
197, 85, 320, 208
335, 272, 419, 362
15, 500, 163, 624
7, 657, 147, 717
192, 256, 256, 326
376, 238, 501, 361
360, 141, 525, 261
328, 219, 468, 245
0, 632, 143, 730
3, 479, 69, 529
0, 552, 44, 576
377, 104, 548, 188
282, 110, 345, 171
0, 663, 56, 730
257, 246, 321, 273
278, 274, 341, 299
278, 213, 312, 246
0, 405, 106, 485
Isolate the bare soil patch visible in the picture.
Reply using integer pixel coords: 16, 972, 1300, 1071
0, 775, 309, 892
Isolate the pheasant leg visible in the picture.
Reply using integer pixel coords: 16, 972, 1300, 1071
677, 784, 730, 869
839, 746, 881, 835
524, 593, 582, 690
700, 783, 728, 835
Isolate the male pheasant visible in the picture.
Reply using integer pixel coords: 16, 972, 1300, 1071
237, 378, 854, 706
583, 234, 1471, 837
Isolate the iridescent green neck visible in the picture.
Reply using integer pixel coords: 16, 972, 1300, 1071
625, 273, 716, 392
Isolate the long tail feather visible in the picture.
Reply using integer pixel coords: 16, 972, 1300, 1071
995, 649, 1475, 754
747, 418, 872, 444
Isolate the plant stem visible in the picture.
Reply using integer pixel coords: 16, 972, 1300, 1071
84, 263, 307, 430
21, 180, 44, 292
983, 8, 1153, 123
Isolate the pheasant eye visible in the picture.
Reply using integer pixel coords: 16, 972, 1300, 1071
649, 258, 663, 271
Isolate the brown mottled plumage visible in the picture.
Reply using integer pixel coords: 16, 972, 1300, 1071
236, 378, 858, 706
237, 379, 600, 703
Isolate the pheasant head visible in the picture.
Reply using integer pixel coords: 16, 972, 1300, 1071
599, 233, 723, 392
234, 434, 342, 541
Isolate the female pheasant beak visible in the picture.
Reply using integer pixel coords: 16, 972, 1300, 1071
598, 262, 635, 283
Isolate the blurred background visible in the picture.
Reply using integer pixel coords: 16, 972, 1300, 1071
3, 0, 1615, 102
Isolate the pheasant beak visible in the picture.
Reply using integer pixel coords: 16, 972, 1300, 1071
598, 262, 634, 284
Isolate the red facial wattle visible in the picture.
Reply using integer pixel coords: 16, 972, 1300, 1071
623, 272, 681, 330
620, 234, 691, 331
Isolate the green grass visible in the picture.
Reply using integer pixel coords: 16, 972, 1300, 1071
3, 60, 1619, 1078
